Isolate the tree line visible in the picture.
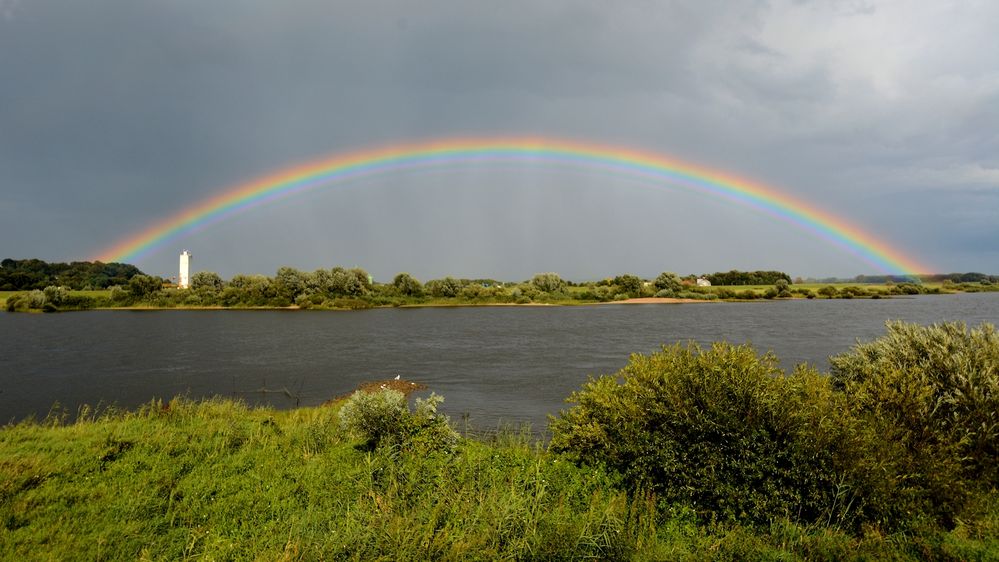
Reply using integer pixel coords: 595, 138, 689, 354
703, 269, 793, 286
0, 258, 143, 290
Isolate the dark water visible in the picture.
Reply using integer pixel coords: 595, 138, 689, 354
2, 293, 998, 429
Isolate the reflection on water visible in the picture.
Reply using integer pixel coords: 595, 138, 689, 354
2, 293, 998, 428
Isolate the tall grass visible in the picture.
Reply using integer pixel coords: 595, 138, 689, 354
2, 396, 997, 560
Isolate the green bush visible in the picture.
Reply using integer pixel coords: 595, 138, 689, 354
338, 389, 458, 453
549, 342, 883, 529
830, 321, 999, 525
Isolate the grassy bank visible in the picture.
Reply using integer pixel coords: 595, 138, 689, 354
2, 397, 997, 560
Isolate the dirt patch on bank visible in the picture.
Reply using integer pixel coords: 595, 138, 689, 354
604, 297, 710, 304
325, 378, 428, 404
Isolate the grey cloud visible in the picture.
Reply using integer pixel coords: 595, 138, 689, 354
1, 0, 997, 277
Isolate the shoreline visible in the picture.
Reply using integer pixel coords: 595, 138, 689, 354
77, 297, 716, 311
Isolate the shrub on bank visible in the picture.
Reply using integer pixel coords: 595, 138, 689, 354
550, 322, 999, 533
549, 342, 887, 529
338, 389, 458, 453
830, 321, 999, 525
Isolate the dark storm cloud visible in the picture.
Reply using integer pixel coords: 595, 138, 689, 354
1, 0, 996, 278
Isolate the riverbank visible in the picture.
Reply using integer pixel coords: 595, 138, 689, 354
3, 393, 996, 560
1, 288, 970, 313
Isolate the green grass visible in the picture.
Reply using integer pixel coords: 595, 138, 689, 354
2, 397, 996, 560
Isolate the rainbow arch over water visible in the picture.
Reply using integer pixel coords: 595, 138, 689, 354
94, 136, 931, 275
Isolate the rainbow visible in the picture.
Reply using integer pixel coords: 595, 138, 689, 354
94, 136, 931, 275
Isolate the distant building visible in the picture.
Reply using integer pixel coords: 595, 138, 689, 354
696, 277, 711, 287
179, 250, 192, 289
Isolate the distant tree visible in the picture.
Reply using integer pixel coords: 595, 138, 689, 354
330, 267, 366, 296
42, 285, 69, 306
273, 267, 308, 300
393, 273, 423, 296
128, 275, 162, 298
348, 268, 373, 292
191, 271, 224, 293
531, 272, 566, 294
775, 278, 791, 298
818, 285, 838, 298
0, 258, 143, 290
227, 274, 275, 305
308, 269, 334, 294
613, 274, 643, 298
706, 270, 792, 286
654, 272, 683, 296
109, 285, 130, 303
425, 277, 462, 298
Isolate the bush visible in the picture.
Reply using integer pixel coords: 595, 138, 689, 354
550, 342, 883, 529
830, 321, 999, 525
531, 272, 566, 294
818, 286, 838, 298
339, 389, 458, 453
43, 285, 68, 306
654, 272, 683, 293
392, 272, 423, 296
425, 277, 462, 298
5, 293, 26, 311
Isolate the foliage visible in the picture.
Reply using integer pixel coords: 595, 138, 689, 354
818, 285, 839, 298
190, 271, 224, 293
552, 322, 999, 534
2, 387, 999, 559
830, 321, 999, 524
0, 258, 143, 290
530, 272, 566, 294
330, 267, 370, 296
612, 274, 644, 298
550, 342, 888, 529
273, 266, 308, 300
392, 272, 423, 296
338, 389, 458, 453
127, 274, 163, 298
653, 271, 683, 296
706, 270, 792, 286
425, 276, 463, 298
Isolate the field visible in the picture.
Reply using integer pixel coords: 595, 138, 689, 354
2, 396, 996, 560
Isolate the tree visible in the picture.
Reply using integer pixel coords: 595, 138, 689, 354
191, 271, 224, 293
348, 268, 373, 293
43, 285, 68, 306
775, 278, 791, 298
273, 267, 307, 300
128, 274, 162, 298
393, 273, 423, 296
308, 269, 333, 294
227, 274, 275, 305
653, 272, 683, 296
613, 274, 643, 298
330, 267, 366, 296
531, 272, 566, 294
425, 277, 462, 298
817, 285, 838, 298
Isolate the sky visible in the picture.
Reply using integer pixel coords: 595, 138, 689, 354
1, 0, 997, 281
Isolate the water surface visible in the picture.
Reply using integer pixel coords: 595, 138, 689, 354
2, 293, 997, 429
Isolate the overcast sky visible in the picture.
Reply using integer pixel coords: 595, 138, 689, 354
1, 0, 996, 280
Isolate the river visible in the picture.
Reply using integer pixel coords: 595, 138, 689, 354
2, 293, 998, 429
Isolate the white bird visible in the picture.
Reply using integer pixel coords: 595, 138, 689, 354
394, 374, 401, 380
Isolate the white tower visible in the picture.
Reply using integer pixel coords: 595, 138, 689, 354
179, 250, 192, 289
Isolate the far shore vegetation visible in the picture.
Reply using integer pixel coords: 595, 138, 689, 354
2, 258, 997, 312
2, 321, 997, 559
